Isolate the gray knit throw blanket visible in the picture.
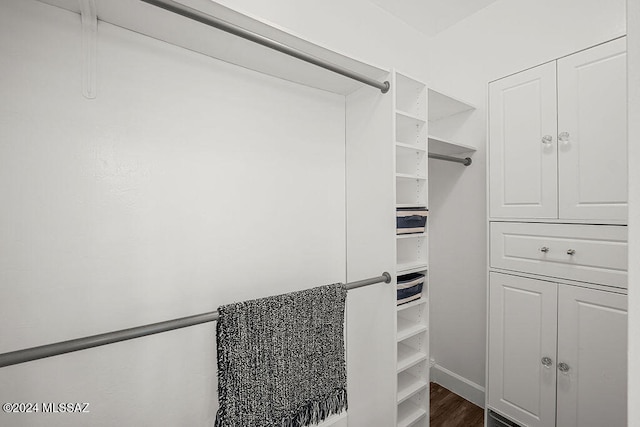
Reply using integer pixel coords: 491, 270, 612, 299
215, 283, 348, 427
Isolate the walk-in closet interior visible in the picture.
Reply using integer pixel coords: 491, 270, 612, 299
1, 0, 637, 426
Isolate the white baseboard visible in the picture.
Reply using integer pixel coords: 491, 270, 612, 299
430, 363, 485, 408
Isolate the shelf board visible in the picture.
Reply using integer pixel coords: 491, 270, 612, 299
37, 0, 387, 96
428, 88, 476, 122
315, 411, 347, 427
428, 135, 477, 156
397, 343, 427, 373
396, 233, 427, 240
396, 203, 427, 209
396, 109, 427, 123
397, 262, 429, 275
397, 400, 427, 427
397, 372, 428, 404
397, 318, 428, 342
395, 71, 426, 87
396, 142, 427, 153
396, 173, 427, 180
397, 297, 427, 312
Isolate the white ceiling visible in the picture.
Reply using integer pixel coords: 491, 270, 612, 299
368, 0, 500, 37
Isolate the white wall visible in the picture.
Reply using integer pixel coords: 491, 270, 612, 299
213, 0, 431, 82
628, 0, 639, 424
426, 0, 626, 402
0, 1, 348, 426
193, 4, 432, 425
0, 1, 433, 426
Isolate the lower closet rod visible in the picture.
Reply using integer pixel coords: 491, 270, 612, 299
429, 153, 472, 166
0, 272, 391, 368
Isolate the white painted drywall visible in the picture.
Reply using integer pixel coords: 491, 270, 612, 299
426, 0, 626, 402
212, 0, 432, 83
144, 2, 431, 426
368, 0, 500, 37
628, 0, 639, 425
0, 1, 348, 425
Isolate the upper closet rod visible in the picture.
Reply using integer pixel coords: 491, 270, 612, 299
429, 153, 472, 166
140, 0, 390, 94
0, 272, 391, 368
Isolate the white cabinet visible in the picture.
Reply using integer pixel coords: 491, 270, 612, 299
487, 38, 629, 427
557, 39, 628, 221
489, 37, 627, 223
489, 61, 558, 219
490, 222, 628, 288
487, 273, 558, 427
488, 272, 627, 427
556, 285, 627, 427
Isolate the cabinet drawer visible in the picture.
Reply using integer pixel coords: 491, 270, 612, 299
490, 222, 627, 288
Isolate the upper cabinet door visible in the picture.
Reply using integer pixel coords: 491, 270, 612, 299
556, 286, 627, 427
557, 38, 628, 222
489, 62, 558, 219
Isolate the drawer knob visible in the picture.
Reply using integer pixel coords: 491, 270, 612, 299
558, 362, 570, 373
541, 356, 553, 367
567, 249, 576, 255
540, 247, 550, 253
559, 131, 570, 143
541, 135, 553, 144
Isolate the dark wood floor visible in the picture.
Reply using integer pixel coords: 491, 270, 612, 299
430, 382, 484, 427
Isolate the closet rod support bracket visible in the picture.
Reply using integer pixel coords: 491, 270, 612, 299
80, 0, 97, 99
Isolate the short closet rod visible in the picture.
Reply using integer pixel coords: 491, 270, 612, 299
0, 272, 391, 368
139, 0, 390, 94
428, 153, 472, 166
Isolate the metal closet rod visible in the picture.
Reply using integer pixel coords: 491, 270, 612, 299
139, 0, 391, 94
428, 153, 472, 166
0, 272, 391, 368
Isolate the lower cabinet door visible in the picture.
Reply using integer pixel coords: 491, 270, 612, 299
556, 286, 627, 427
488, 272, 558, 427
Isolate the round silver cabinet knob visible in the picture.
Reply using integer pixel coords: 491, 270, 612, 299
540, 247, 550, 253
542, 135, 553, 144
567, 249, 576, 255
541, 356, 553, 367
558, 362, 570, 373
559, 132, 570, 143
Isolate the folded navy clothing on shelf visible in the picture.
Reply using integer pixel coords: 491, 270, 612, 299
397, 272, 425, 305
396, 208, 428, 234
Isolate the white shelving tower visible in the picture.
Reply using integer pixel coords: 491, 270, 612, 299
392, 81, 477, 427
393, 71, 430, 427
